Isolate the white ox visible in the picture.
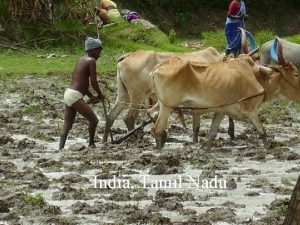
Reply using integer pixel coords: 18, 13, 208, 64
103, 48, 223, 142
150, 50, 300, 149
261, 38, 300, 72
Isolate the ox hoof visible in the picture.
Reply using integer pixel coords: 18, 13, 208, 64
102, 136, 108, 143
156, 145, 162, 150
154, 130, 167, 150
206, 145, 212, 151
228, 118, 235, 140
263, 142, 270, 150
161, 130, 167, 148
205, 142, 212, 151
155, 138, 163, 150
228, 130, 235, 140
193, 136, 199, 144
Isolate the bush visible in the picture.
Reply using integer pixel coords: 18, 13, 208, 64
254, 30, 276, 47
286, 34, 300, 44
201, 30, 226, 51
99, 20, 169, 48
168, 29, 176, 44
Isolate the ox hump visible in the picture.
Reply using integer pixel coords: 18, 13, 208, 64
151, 57, 188, 76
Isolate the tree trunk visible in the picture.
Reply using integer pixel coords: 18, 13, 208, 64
283, 174, 300, 225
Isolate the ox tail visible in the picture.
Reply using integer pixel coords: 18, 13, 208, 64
117, 52, 133, 63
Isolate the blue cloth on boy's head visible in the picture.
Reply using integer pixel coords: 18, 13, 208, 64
85, 37, 102, 51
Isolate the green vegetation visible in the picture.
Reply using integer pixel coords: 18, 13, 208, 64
0, 20, 190, 78
0, 50, 78, 77
259, 102, 291, 124
24, 193, 45, 205
286, 34, 300, 44
168, 29, 177, 44
201, 30, 226, 51
254, 30, 276, 47
1, 17, 300, 79
24, 105, 43, 119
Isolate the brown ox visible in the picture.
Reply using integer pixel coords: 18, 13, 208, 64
150, 52, 300, 150
193, 37, 300, 148
103, 47, 223, 142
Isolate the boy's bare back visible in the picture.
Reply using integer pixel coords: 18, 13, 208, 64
69, 56, 96, 96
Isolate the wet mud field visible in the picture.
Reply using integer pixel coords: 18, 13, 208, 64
1, 76, 300, 225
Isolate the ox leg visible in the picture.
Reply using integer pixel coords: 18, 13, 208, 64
248, 114, 269, 149
103, 73, 130, 143
192, 110, 201, 143
207, 113, 225, 151
147, 102, 159, 123
176, 109, 187, 129
124, 104, 141, 131
153, 104, 172, 150
103, 99, 128, 143
228, 117, 235, 140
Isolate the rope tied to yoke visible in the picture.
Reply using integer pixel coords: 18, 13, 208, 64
173, 90, 266, 110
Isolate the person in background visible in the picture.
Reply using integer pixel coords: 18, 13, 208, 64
96, 0, 122, 24
224, 0, 248, 139
224, 0, 248, 60
59, 37, 105, 150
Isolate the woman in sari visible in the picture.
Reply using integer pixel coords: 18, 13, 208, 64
224, 0, 248, 59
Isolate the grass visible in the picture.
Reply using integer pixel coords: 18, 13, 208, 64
201, 30, 227, 51
24, 105, 43, 119
24, 193, 45, 205
0, 20, 190, 78
259, 101, 291, 124
0, 50, 79, 77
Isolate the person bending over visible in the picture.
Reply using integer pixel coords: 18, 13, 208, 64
59, 37, 105, 150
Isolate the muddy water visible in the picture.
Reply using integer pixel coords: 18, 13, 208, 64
0, 77, 299, 225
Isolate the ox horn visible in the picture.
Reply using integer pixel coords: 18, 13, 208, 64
259, 65, 273, 75
276, 37, 287, 66
239, 27, 248, 54
249, 47, 259, 56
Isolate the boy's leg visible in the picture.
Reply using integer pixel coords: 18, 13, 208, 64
59, 106, 76, 150
72, 99, 99, 146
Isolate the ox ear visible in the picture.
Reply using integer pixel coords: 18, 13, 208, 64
270, 37, 279, 63
277, 37, 287, 66
271, 37, 287, 65
259, 65, 273, 76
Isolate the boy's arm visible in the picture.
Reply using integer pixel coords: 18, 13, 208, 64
89, 59, 105, 100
